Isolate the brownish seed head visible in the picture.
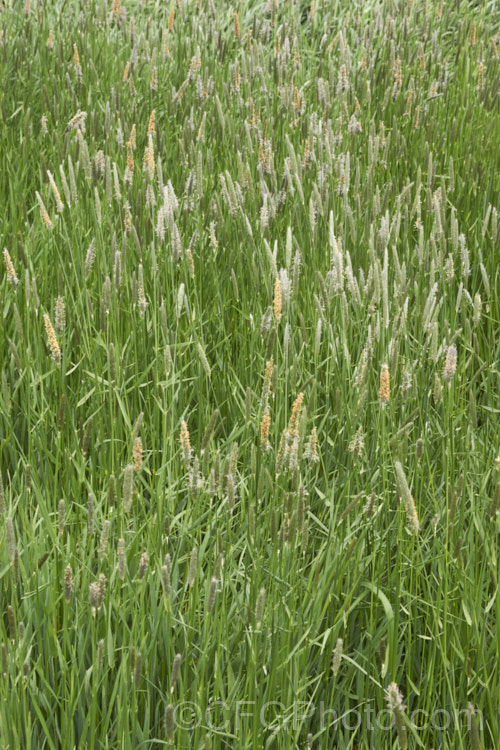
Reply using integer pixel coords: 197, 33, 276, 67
133, 436, 143, 472
379, 364, 390, 406
260, 411, 271, 450
44, 313, 61, 365
273, 278, 282, 321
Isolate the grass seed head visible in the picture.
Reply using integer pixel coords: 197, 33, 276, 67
304, 426, 319, 464
58, 499, 65, 535
47, 170, 64, 212
188, 546, 197, 588
255, 587, 266, 626
161, 556, 171, 598
379, 363, 390, 406
273, 277, 282, 321
99, 520, 111, 561
43, 313, 61, 365
170, 653, 182, 693
164, 704, 175, 741
133, 437, 143, 472
64, 564, 73, 603
443, 344, 457, 383
123, 464, 134, 512
3, 249, 19, 288
332, 637, 343, 677
466, 703, 481, 750
137, 551, 149, 579
180, 420, 192, 467
260, 411, 271, 451
5, 517, 16, 563
386, 682, 408, 750
54, 296, 65, 333
395, 461, 420, 534
36, 191, 54, 230
87, 492, 95, 535
207, 576, 218, 613
118, 538, 126, 580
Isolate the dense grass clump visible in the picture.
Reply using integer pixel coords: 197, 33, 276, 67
0, 0, 499, 747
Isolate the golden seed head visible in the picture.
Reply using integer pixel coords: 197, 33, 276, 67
148, 109, 156, 134
47, 170, 64, 212
168, 7, 175, 31
406, 493, 420, 535
127, 143, 134, 172
3, 249, 18, 288
288, 392, 304, 436
264, 357, 273, 386
35, 191, 54, 230
413, 105, 420, 129
261, 356, 274, 411
180, 420, 192, 466
233, 13, 240, 38
44, 313, 61, 365
379, 363, 390, 406
112, 0, 122, 18
260, 411, 271, 450
273, 277, 282, 321
73, 44, 80, 66
47, 30, 54, 49
127, 124, 136, 150
66, 110, 87, 132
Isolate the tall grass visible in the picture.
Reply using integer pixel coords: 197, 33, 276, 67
0, 0, 499, 747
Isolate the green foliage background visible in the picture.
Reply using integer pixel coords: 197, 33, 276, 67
0, 0, 499, 747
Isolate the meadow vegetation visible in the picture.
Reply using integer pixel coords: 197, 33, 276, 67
0, 0, 499, 747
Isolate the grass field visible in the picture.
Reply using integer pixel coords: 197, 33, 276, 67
0, 0, 499, 748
